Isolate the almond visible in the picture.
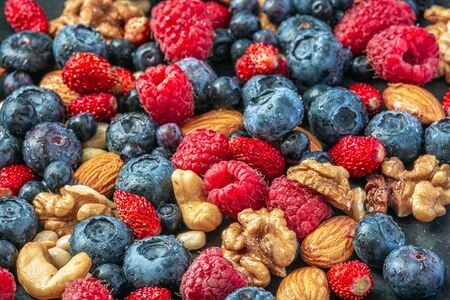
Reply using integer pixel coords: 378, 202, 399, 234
181, 110, 243, 136
301, 216, 356, 268
276, 267, 330, 300
74, 152, 123, 197
40, 70, 80, 105
383, 83, 445, 124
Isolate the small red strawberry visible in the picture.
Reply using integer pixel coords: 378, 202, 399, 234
124, 16, 151, 47
349, 83, 382, 116
4, 0, 48, 33
113, 67, 135, 95
236, 43, 288, 81
0, 268, 16, 300
125, 287, 172, 300
327, 260, 374, 300
114, 190, 161, 239
0, 165, 34, 196
328, 136, 386, 177
443, 88, 450, 116
229, 136, 285, 180
66, 93, 118, 122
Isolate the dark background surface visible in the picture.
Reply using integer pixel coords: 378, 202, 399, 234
1, 0, 450, 299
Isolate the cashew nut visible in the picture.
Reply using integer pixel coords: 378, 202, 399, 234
48, 247, 72, 269
82, 122, 108, 149
177, 231, 206, 251
81, 148, 107, 162
56, 235, 71, 252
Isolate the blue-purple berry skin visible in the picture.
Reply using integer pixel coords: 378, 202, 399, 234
156, 123, 183, 153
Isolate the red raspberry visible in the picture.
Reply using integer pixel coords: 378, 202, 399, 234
62, 52, 120, 94
66, 93, 118, 122
4, 0, 48, 33
349, 83, 382, 116
0, 268, 16, 300
236, 43, 288, 81
113, 67, 135, 95
366, 25, 439, 85
329, 136, 386, 177
268, 176, 332, 240
62, 278, 113, 300
172, 129, 232, 176
125, 287, 171, 300
229, 137, 285, 180
205, 1, 231, 28
0, 165, 34, 196
180, 247, 247, 300
151, 0, 214, 62
124, 17, 151, 46
204, 160, 269, 218
334, 0, 415, 56
114, 190, 161, 239
136, 64, 194, 125
442, 88, 450, 116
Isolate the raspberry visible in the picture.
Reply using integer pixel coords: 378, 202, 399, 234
0, 268, 16, 300
151, 0, 214, 62
4, 0, 48, 33
66, 93, 118, 122
62, 52, 120, 94
172, 129, 232, 176
366, 25, 439, 85
334, 0, 415, 55
205, 1, 231, 28
114, 190, 161, 239
268, 176, 332, 240
136, 64, 194, 125
0, 165, 34, 196
180, 247, 248, 300
204, 160, 269, 218
349, 83, 382, 116
62, 278, 113, 300
113, 67, 135, 95
442, 88, 450, 116
125, 287, 171, 300
328, 136, 386, 177
236, 43, 288, 81
229, 137, 285, 180
124, 17, 151, 46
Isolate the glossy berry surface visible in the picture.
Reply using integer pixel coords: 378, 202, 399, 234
43, 161, 74, 193
229, 11, 261, 39
229, 0, 259, 14
231, 38, 252, 63
117, 88, 144, 113
67, 113, 98, 142
351, 56, 375, 80
302, 83, 331, 112
156, 123, 184, 153
210, 28, 235, 62
0, 240, 18, 270
92, 263, 129, 298
132, 42, 164, 71
107, 38, 136, 69
208, 76, 241, 109
120, 143, 146, 163
263, 0, 293, 24
300, 151, 334, 164
18, 181, 46, 203
226, 287, 275, 299
2, 71, 33, 95
281, 131, 311, 162
0, 125, 21, 169
253, 29, 279, 47
424, 117, 450, 163
156, 203, 181, 234
242, 74, 296, 107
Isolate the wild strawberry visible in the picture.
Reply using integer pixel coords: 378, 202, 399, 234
4, 0, 48, 33
125, 287, 171, 300
0, 165, 34, 196
66, 93, 118, 122
124, 17, 151, 47
349, 83, 382, 116
113, 67, 135, 95
443, 88, 450, 116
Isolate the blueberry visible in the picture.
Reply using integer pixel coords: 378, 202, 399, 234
0, 96, 37, 136
330, 0, 353, 10
300, 151, 334, 164
156, 123, 183, 153
93, 263, 129, 298
242, 74, 297, 107
229, 130, 252, 139
229, 11, 261, 39
365, 111, 423, 163
116, 154, 175, 207
231, 38, 252, 63
277, 15, 331, 53
292, 0, 334, 19
244, 88, 304, 142
383, 245, 445, 299
226, 287, 275, 300
253, 29, 279, 47
287, 31, 350, 88
351, 56, 374, 81
106, 112, 157, 154
117, 87, 144, 113
3, 71, 33, 96
151, 147, 172, 160
0, 125, 21, 169
107, 38, 136, 69
53, 25, 107, 67
208, 76, 241, 109
425, 117, 450, 163
229, 0, 259, 14
43, 161, 74, 193
156, 203, 181, 234
281, 131, 310, 162
0, 31, 53, 73
132, 42, 164, 71
263, 0, 293, 24
70, 215, 133, 269
0, 196, 38, 248
176, 58, 218, 114
210, 28, 235, 62
67, 113, 98, 142
123, 235, 191, 290
308, 87, 368, 145
302, 83, 331, 112
18, 181, 47, 203
0, 240, 18, 270
22, 122, 83, 176
401, 0, 420, 16
354, 214, 406, 268
120, 143, 146, 163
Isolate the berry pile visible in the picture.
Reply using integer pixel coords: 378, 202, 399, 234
0, 0, 448, 299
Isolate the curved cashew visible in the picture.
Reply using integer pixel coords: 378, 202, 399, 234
172, 169, 222, 232
17, 242, 91, 299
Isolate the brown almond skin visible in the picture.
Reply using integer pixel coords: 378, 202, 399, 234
383, 83, 445, 125
277, 267, 330, 300
181, 110, 243, 136
301, 216, 356, 268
